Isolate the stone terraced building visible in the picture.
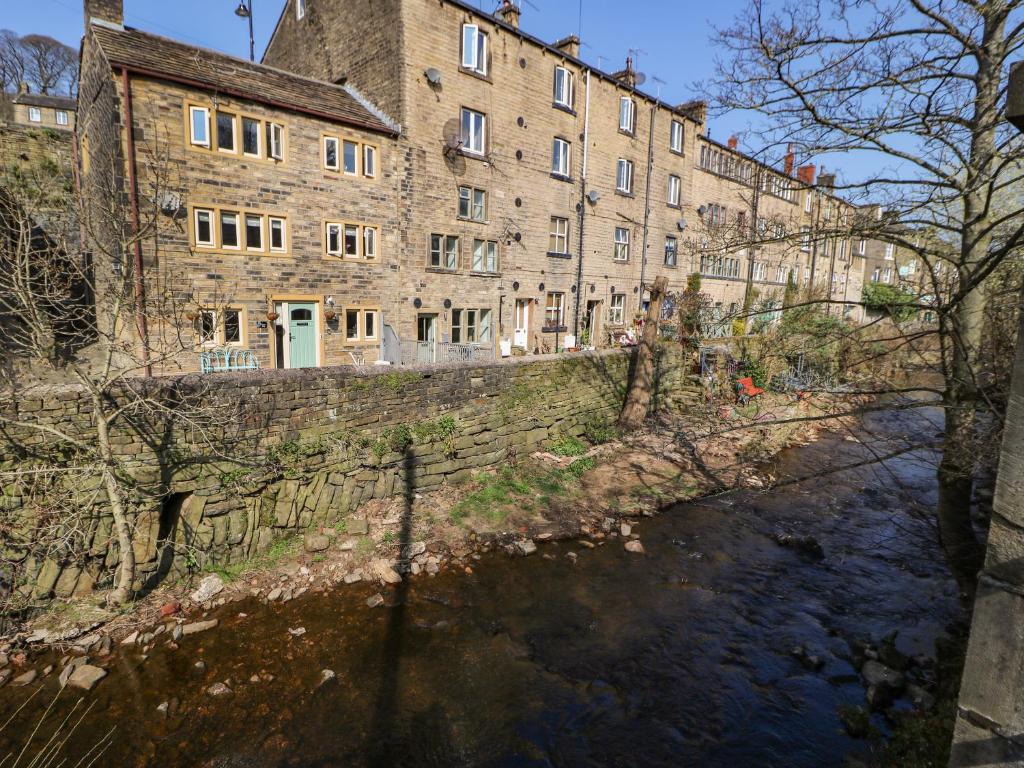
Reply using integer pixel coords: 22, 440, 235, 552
78, 0, 874, 374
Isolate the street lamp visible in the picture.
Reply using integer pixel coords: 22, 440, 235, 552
235, 0, 254, 62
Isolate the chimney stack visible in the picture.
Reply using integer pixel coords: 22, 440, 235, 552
817, 171, 835, 188
553, 35, 580, 59
796, 164, 816, 185
612, 56, 637, 88
497, 0, 520, 29
676, 100, 707, 125
727, 135, 738, 150
784, 143, 795, 176
17, 81, 29, 95
84, 0, 124, 28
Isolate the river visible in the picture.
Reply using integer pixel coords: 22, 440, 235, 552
0, 403, 964, 767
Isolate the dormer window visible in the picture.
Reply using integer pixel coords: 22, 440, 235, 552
461, 23, 488, 76
553, 66, 574, 109
619, 97, 635, 133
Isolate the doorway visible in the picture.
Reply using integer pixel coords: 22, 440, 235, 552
274, 301, 319, 369
416, 313, 437, 363
584, 300, 602, 347
513, 299, 530, 348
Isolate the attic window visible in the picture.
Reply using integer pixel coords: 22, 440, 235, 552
296, 0, 306, 20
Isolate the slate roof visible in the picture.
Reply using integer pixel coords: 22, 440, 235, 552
90, 23, 396, 135
12, 92, 76, 110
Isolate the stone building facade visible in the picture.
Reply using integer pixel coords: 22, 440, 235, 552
77, 0, 879, 374
8, 84, 76, 131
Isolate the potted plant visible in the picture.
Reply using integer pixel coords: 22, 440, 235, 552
266, 310, 279, 322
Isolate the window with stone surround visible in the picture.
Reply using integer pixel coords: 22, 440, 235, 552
609, 294, 625, 324
670, 120, 684, 153
553, 66, 574, 109
56, 110, 69, 126
323, 136, 339, 170
616, 159, 634, 194
325, 221, 379, 259
345, 307, 380, 343
186, 103, 284, 162
197, 307, 244, 346
614, 227, 630, 261
471, 239, 498, 273
458, 186, 487, 221
668, 174, 681, 207
452, 308, 492, 343
216, 112, 236, 152
429, 234, 460, 269
552, 137, 571, 178
461, 24, 488, 76
322, 133, 377, 177
192, 206, 288, 254
460, 108, 486, 155
664, 236, 677, 266
544, 292, 566, 329
549, 216, 569, 255
619, 97, 635, 134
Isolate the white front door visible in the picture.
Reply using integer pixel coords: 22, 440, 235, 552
514, 299, 530, 348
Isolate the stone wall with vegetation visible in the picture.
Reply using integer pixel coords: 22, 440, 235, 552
1, 347, 692, 601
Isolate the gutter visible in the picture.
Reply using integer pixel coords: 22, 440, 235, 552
638, 103, 656, 306
120, 66, 152, 376
572, 69, 592, 340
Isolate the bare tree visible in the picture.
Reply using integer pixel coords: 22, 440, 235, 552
620, 275, 669, 430
17, 35, 77, 95
705, 0, 1024, 590
0, 30, 26, 94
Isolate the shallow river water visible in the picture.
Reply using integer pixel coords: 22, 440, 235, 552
1, 405, 963, 767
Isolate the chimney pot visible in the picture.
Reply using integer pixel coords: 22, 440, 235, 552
497, 0, 520, 29
784, 143, 795, 176
727, 135, 738, 150
796, 164, 816, 185
553, 34, 580, 59
84, 0, 124, 28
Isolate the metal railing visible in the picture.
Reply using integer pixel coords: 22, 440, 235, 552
394, 340, 492, 366
199, 347, 260, 373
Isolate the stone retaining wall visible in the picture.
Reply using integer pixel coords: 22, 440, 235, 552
1, 347, 695, 601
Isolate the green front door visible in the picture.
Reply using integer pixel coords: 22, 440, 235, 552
288, 303, 317, 368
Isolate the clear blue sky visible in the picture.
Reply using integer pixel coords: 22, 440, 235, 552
5, 0, 855, 173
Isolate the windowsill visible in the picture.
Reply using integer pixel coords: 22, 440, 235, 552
469, 271, 501, 278
619, 128, 636, 138
670, 148, 684, 157
426, 266, 458, 274
550, 172, 574, 183
552, 102, 576, 116
460, 149, 488, 163
667, 203, 681, 210
457, 216, 489, 225
541, 325, 568, 333
613, 258, 630, 264
546, 251, 573, 259
615, 190, 635, 199
459, 67, 492, 84
664, 262, 678, 269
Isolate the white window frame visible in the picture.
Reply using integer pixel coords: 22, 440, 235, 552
619, 97, 635, 133
326, 223, 342, 256
616, 159, 634, 194
220, 211, 241, 250
461, 23, 488, 75
324, 136, 340, 170
363, 226, 378, 259
343, 140, 359, 175
194, 208, 215, 247
28, 106, 41, 123
343, 224, 360, 257
189, 106, 210, 147
244, 213, 264, 252
363, 309, 379, 341
552, 137, 571, 177
668, 174, 681, 207
609, 294, 625, 325
429, 234, 459, 269
472, 239, 498, 273
858, 238, 866, 255
885, 242, 895, 260
800, 226, 811, 252
545, 292, 566, 329
55, 110, 68, 126
267, 123, 284, 160
269, 217, 287, 253
553, 66, 574, 109
363, 145, 377, 178
549, 216, 569, 254
241, 116, 262, 158
461, 108, 486, 155
670, 120, 683, 153
664, 236, 677, 266
614, 227, 630, 261
216, 112, 237, 153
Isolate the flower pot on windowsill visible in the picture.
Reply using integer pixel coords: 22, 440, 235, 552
266, 311, 279, 322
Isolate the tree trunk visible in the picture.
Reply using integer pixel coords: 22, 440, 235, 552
619, 276, 668, 431
93, 401, 135, 605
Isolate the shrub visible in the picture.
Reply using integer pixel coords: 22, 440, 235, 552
549, 435, 587, 457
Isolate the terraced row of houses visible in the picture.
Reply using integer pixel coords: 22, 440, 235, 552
72, 0, 908, 373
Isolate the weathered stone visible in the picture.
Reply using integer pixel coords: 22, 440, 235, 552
267, 587, 283, 601
181, 619, 219, 636
624, 540, 645, 554
347, 518, 369, 536
65, 665, 107, 691
515, 539, 537, 556
11, 670, 37, 686
366, 593, 385, 608
303, 533, 331, 553
318, 669, 337, 687
206, 682, 232, 697
367, 559, 402, 585
189, 574, 225, 604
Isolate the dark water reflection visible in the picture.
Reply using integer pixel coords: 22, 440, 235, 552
1, 405, 962, 767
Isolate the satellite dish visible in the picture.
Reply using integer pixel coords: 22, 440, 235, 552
587, 189, 600, 204
697, 205, 707, 216
441, 118, 464, 165
157, 191, 181, 215
677, 219, 688, 231
634, 72, 647, 86
425, 68, 442, 86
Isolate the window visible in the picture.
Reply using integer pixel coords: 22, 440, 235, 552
459, 186, 486, 221
609, 294, 625, 324
28, 107, 41, 123
245, 214, 264, 251
242, 117, 260, 156
216, 112, 236, 152
363, 226, 378, 259
619, 97, 635, 133
461, 23, 488, 75
452, 308, 492, 343
552, 137, 571, 177
668, 174, 681, 207
346, 309, 360, 341
269, 217, 286, 252
670, 120, 683, 153
220, 211, 240, 249
805, 190, 813, 213
344, 308, 379, 342
871, 268, 881, 282
324, 136, 340, 170
549, 216, 569, 254
461, 108, 486, 155
884, 243, 895, 260
553, 66, 574, 108
267, 123, 284, 160
364, 310, 378, 341
664, 236, 677, 267
616, 159, 634, 194
544, 292, 565, 329
194, 208, 214, 247
56, 110, 68, 126
800, 226, 811, 252
344, 224, 359, 257
363, 145, 377, 178
858, 238, 866, 255
189, 106, 210, 146
325, 222, 380, 260
296, 0, 306, 19
614, 227, 630, 261
199, 310, 216, 344
471, 239, 498, 273
326, 223, 341, 255
223, 309, 241, 344
776, 265, 787, 283
883, 267, 892, 283
429, 234, 459, 269
343, 140, 358, 174
705, 203, 726, 228
753, 261, 767, 281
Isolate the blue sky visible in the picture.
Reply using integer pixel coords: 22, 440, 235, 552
5, 0, 860, 175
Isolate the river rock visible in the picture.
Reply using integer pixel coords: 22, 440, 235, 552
343, 572, 362, 584
515, 539, 538, 556
0, 669, 11, 687
267, 587, 283, 601
121, 630, 140, 646
206, 682, 232, 697
190, 575, 225, 604
624, 540, 645, 554
348, 518, 369, 536
772, 532, 825, 560
368, 559, 402, 585
12, 670, 37, 686
318, 669, 337, 687
171, 625, 184, 642
862, 660, 904, 708
181, 619, 219, 636
65, 665, 107, 691
366, 593, 385, 608
401, 541, 427, 558
303, 533, 330, 553
906, 683, 936, 711
620, 523, 632, 537
288, 627, 307, 637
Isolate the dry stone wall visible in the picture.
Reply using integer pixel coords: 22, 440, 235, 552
1, 348, 692, 600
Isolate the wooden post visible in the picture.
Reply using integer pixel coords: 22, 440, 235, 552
619, 275, 669, 431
